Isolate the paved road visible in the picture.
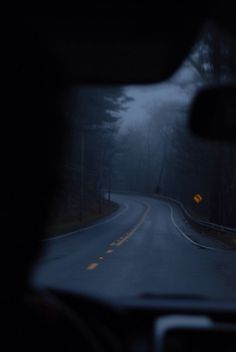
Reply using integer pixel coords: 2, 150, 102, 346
32, 194, 236, 299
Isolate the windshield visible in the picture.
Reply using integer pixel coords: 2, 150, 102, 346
32, 22, 236, 300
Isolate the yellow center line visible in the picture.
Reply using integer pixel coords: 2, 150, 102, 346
116, 204, 151, 246
85, 202, 151, 271
87, 263, 98, 270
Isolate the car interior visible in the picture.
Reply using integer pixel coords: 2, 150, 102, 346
3, 3, 236, 352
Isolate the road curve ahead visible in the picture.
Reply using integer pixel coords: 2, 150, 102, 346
32, 193, 236, 300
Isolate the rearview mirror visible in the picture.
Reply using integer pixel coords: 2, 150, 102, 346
189, 85, 236, 141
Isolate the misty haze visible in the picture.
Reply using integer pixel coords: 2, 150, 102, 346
32, 22, 236, 300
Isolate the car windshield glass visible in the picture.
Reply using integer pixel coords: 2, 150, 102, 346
32, 22, 236, 300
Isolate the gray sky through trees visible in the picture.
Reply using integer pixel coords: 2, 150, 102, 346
119, 60, 202, 133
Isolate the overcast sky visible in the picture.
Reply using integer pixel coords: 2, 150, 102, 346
119, 61, 202, 133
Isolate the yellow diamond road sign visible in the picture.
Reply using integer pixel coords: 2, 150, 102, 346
193, 193, 203, 204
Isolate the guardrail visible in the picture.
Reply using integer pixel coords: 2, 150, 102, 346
153, 194, 236, 235
112, 189, 236, 234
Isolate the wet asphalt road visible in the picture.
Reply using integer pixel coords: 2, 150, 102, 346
32, 193, 236, 299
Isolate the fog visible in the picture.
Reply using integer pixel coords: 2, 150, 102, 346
119, 60, 201, 133
48, 22, 236, 235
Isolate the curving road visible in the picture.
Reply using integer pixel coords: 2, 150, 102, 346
32, 193, 236, 299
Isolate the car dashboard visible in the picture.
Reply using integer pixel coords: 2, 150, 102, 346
50, 289, 236, 352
